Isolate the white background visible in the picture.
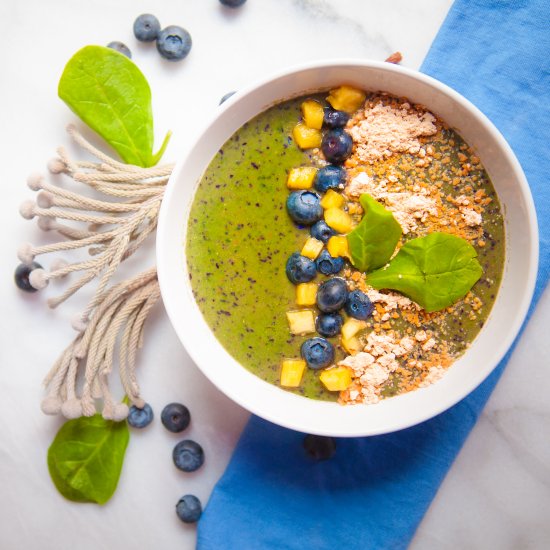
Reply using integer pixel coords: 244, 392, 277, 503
1, 1, 549, 549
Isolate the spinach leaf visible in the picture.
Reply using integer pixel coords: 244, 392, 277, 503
366, 232, 483, 312
347, 194, 402, 272
58, 45, 170, 167
48, 414, 129, 504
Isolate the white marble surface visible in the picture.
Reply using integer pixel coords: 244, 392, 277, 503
1, 1, 548, 549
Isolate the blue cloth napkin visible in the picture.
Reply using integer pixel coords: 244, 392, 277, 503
198, 1, 550, 548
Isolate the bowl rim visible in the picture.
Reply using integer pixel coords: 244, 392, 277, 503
157, 59, 539, 437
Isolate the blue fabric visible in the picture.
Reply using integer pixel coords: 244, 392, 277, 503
197, 1, 550, 548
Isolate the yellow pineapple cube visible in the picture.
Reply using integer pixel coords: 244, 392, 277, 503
280, 359, 307, 387
296, 283, 318, 306
327, 235, 350, 259
286, 310, 316, 335
321, 189, 345, 209
341, 336, 362, 355
326, 85, 367, 113
301, 100, 324, 130
286, 166, 317, 190
292, 123, 322, 149
341, 318, 367, 341
301, 237, 324, 259
324, 207, 353, 234
320, 366, 353, 391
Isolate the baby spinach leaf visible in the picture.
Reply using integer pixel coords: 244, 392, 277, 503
48, 414, 129, 505
347, 194, 402, 272
366, 232, 483, 312
58, 45, 170, 167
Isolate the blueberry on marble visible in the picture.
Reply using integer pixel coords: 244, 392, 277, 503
314, 165, 347, 193
315, 312, 343, 338
286, 190, 322, 225
219, 0, 247, 7
310, 220, 336, 244
345, 290, 374, 320
286, 253, 316, 284
321, 129, 353, 164
176, 494, 203, 523
173, 440, 204, 472
303, 434, 336, 461
219, 91, 236, 105
156, 26, 192, 61
316, 278, 348, 313
323, 108, 350, 129
133, 14, 161, 42
301, 337, 335, 369
315, 249, 344, 276
14, 261, 42, 292
127, 403, 154, 429
161, 402, 191, 432
107, 41, 132, 58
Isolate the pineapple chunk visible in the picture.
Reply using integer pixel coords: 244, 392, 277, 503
326, 85, 367, 113
321, 189, 345, 209
341, 336, 362, 355
286, 310, 316, 335
341, 318, 367, 341
324, 207, 353, 234
301, 237, 324, 259
292, 123, 322, 149
280, 359, 306, 387
287, 166, 317, 190
327, 235, 350, 259
296, 283, 318, 306
301, 100, 324, 130
320, 366, 352, 391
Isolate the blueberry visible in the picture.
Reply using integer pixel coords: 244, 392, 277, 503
173, 440, 204, 472
301, 337, 335, 369
323, 109, 350, 129
133, 14, 161, 42
219, 0, 247, 7
315, 312, 343, 338
321, 129, 353, 164
345, 290, 374, 320
310, 220, 336, 244
107, 41, 132, 58
219, 91, 236, 105
315, 250, 344, 276
286, 253, 316, 284
286, 190, 322, 225
316, 278, 348, 313
314, 165, 347, 192
14, 262, 42, 292
176, 494, 202, 523
156, 26, 192, 61
303, 434, 336, 460
161, 402, 191, 433
127, 403, 154, 428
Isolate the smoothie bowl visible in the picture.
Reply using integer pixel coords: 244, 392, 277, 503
157, 61, 537, 437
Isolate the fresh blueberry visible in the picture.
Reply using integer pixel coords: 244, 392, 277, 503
161, 402, 191, 433
310, 220, 336, 244
314, 165, 347, 192
156, 26, 192, 61
345, 290, 374, 320
176, 494, 203, 523
127, 403, 154, 428
323, 109, 350, 129
219, 91, 236, 105
301, 337, 335, 369
286, 253, 316, 284
316, 278, 348, 313
173, 440, 204, 472
107, 41, 132, 58
321, 129, 353, 164
315, 250, 344, 276
315, 312, 343, 338
14, 262, 42, 292
303, 434, 336, 460
219, 0, 247, 7
133, 14, 161, 42
286, 190, 322, 225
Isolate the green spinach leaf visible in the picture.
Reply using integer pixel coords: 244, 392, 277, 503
366, 232, 483, 312
347, 194, 402, 272
48, 414, 129, 504
58, 45, 170, 167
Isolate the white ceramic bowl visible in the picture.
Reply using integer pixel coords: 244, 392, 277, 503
157, 60, 538, 437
